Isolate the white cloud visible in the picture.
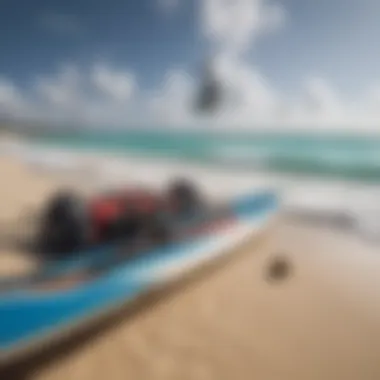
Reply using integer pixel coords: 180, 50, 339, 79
0, 79, 34, 121
302, 77, 342, 112
289, 76, 346, 128
0, 79, 23, 109
148, 69, 197, 126
196, 0, 287, 124
1, 61, 380, 131
35, 65, 81, 107
213, 55, 278, 112
201, 0, 286, 55
91, 64, 136, 102
367, 86, 380, 111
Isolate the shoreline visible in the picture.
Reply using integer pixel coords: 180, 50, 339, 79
4, 129, 380, 189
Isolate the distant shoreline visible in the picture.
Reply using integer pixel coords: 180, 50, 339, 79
2, 120, 380, 141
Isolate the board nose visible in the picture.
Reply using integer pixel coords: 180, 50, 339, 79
232, 191, 279, 216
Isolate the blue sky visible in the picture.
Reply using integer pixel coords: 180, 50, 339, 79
0, 0, 379, 130
0, 0, 200, 88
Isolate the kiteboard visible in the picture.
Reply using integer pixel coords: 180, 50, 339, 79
0, 190, 279, 362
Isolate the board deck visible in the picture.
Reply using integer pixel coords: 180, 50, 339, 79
0, 190, 279, 362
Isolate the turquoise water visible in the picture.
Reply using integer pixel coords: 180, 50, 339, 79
32, 130, 380, 182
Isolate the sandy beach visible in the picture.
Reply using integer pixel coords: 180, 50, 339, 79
2, 153, 380, 380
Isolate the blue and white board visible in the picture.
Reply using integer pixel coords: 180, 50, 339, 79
0, 190, 279, 361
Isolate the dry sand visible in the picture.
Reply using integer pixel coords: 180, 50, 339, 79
1, 155, 380, 380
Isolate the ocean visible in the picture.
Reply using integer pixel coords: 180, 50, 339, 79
32, 130, 380, 183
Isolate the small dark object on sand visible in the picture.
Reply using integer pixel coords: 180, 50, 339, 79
266, 255, 292, 282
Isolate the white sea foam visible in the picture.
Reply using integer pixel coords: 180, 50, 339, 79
3, 139, 380, 237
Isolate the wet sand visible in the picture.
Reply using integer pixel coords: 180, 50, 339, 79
1, 155, 380, 380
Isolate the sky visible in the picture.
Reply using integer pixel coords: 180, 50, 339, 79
0, 0, 379, 131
